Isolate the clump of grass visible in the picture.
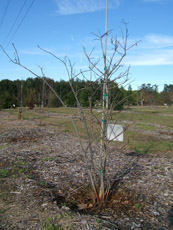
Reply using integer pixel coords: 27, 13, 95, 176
0, 158, 32, 179
134, 140, 173, 154
12, 159, 30, 176
0, 143, 9, 150
96, 218, 103, 230
0, 169, 10, 178
62, 211, 72, 220
39, 180, 48, 187
134, 141, 154, 154
126, 129, 173, 154
14, 158, 28, 166
41, 156, 55, 162
41, 157, 51, 162
0, 208, 6, 214
134, 203, 141, 210
43, 217, 63, 230
134, 123, 155, 131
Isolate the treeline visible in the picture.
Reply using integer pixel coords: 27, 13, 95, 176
0, 78, 172, 109
137, 83, 173, 106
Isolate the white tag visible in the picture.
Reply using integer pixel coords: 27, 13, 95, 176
107, 124, 124, 142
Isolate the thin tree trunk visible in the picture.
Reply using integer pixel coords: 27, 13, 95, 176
41, 77, 45, 112
18, 80, 23, 120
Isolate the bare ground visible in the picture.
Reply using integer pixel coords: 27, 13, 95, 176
0, 111, 173, 230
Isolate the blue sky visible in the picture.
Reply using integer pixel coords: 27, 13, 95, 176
0, 0, 173, 91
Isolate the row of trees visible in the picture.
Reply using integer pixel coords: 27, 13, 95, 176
138, 83, 173, 106
0, 78, 172, 109
0, 78, 128, 109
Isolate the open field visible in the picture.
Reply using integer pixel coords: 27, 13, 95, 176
4, 105, 173, 155
0, 106, 173, 229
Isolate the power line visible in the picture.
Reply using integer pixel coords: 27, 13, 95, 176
5, 0, 36, 49
3, 0, 27, 47
0, 0, 11, 32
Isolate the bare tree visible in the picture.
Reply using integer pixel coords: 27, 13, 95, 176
0, 24, 138, 203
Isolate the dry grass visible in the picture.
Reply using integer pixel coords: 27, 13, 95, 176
2, 105, 173, 155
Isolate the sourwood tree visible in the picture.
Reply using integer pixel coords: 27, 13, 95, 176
0, 21, 138, 203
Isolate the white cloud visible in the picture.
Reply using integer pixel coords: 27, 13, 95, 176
145, 34, 173, 47
19, 46, 66, 57
19, 34, 173, 67
132, 34, 173, 52
127, 55, 171, 66
79, 34, 173, 66
20, 49, 44, 55
54, 0, 120, 15
116, 34, 173, 66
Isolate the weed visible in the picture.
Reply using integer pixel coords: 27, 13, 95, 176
134, 139, 173, 154
11, 159, 30, 177
40, 180, 48, 187
41, 157, 50, 162
57, 213, 63, 220
12, 173, 19, 178
43, 217, 63, 230
0, 169, 9, 178
18, 168, 25, 173
0, 159, 32, 179
41, 157, 55, 162
134, 141, 154, 154
64, 129, 70, 133
134, 203, 141, 210
134, 123, 155, 131
0, 208, 6, 214
0, 143, 9, 150
23, 116, 29, 120
96, 218, 103, 230
14, 159, 28, 166
61, 202, 67, 207
154, 164, 161, 169
25, 174, 32, 179
63, 211, 72, 220
165, 142, 173, 151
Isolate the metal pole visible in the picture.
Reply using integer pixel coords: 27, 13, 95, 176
105, 0, 108, 110
105, 0, 108, 58
100, 0, 109, 200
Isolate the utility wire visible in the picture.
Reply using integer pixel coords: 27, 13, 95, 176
0, 0, 11, 32
3, 0, 27, 47
5, 0, 36, 49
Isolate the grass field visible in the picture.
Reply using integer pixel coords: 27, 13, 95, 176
3, 105, 173, 155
